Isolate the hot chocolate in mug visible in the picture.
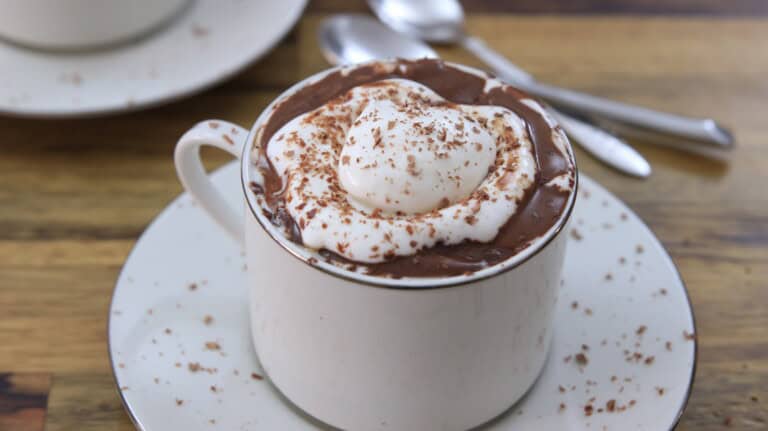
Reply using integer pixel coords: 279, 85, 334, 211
175, 59, 577, 430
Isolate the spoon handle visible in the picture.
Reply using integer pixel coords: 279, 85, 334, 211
460, 36, 533, 83
462, 36, 651, 177
553, 111, 651, 178
461, 36, 733, 149
526, 81, 734, 148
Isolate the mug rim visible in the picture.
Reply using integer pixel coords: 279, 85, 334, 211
239, 59, 578, 289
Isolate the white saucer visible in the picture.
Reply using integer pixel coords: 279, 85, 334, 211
109, 163, 696, 430
0, 0, 307, 118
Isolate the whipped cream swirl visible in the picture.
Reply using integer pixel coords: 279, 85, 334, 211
250, 78, 572, 264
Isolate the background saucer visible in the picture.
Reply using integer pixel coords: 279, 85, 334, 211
0, 0, 307, 118
109, 163, 696, 430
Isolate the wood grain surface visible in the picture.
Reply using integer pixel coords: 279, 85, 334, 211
0, 3, 766, 431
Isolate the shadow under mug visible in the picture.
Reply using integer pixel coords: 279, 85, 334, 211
174, 61, 576, 430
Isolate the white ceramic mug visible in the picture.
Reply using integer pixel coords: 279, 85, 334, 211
0, 0, 189, 50
175, 61, 576, 431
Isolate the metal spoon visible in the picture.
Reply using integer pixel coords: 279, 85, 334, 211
319, 15, 652, 178
367, 0, 734, 150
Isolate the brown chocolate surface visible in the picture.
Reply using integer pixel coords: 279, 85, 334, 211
253, 59, 574, 277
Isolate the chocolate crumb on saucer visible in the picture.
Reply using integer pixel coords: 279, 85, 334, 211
570, 228, 583, 241
575, 353, 589, 366
204, 341, 221, 351
584, 404, 594, 416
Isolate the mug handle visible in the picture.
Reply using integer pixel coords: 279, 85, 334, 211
174, 120, 249, 244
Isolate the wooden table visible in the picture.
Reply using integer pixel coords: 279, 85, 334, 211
1, 1, 766, 430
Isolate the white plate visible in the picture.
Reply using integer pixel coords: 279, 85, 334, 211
109, 163, 697, 430
0, 0, 307, 118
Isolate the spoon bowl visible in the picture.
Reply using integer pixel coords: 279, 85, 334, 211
318, 14, 437, 65
368, 0, 465, 43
